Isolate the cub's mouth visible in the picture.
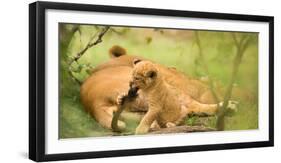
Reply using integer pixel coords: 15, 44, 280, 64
128, 82, 139, 98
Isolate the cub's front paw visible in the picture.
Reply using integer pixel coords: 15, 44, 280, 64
135, 125, 149, 135
116, 93, 127, 105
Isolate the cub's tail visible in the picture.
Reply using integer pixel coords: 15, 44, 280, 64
109, 45, 127, 58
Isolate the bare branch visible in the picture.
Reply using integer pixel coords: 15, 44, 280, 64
67, 26, 110, 84
68, 67, 82, 85
69, 26, 110, 65
231, 33, 239, 48
110, 28, 127, 35
195, 32, 252, 130
194, 31, 220, 104
216, 33, 252, 130
111, 104, 126, 132
111, 85, 139, 132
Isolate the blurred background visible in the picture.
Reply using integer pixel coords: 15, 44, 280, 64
59, 24, 258, 138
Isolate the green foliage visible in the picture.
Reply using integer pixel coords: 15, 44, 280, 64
59, 24, 258, 138
59, 97, 113, 138
185, 115, 199, 126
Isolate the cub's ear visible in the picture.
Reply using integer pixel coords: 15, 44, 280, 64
146, 70, 157, 78
133, 59, 142, 66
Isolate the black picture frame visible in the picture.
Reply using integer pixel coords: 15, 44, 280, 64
29, 1, 274, 162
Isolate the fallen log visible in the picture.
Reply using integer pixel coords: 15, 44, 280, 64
149, 125, 216, 134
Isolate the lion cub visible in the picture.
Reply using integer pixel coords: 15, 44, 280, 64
116, 59, 238, 134
129, 59, 186, 134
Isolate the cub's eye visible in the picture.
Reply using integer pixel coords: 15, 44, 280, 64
134, 77, 141, 81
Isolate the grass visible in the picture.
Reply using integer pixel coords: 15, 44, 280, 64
59, 25, 258, 138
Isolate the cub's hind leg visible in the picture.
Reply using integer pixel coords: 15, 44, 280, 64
171, 105, 189, 126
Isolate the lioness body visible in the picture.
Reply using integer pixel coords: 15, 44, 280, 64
80, 46, 229, 130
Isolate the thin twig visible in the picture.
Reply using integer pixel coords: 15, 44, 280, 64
68, 67, 82, 85
111, 85, 139, 132
110, 28, 126, 35
232, 33, 240, 48
69, 26, 110, 65
195, 32, 252, 131
67, 26, 110, 84
216, 33, 252, 130
194, 31, 220, 104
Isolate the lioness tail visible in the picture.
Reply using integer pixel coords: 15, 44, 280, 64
109, 45, 127, 58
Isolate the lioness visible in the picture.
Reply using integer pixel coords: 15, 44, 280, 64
80, 45, 236, 130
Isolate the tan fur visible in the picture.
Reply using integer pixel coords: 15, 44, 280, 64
131, 61, 183, 134
131, 61, 221, 134
80, 45, 237, 131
